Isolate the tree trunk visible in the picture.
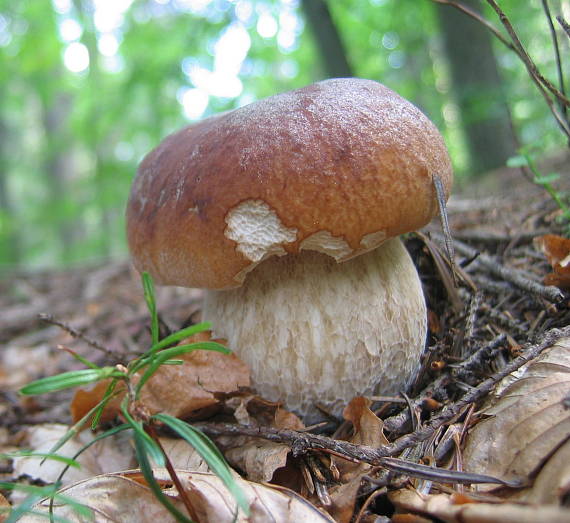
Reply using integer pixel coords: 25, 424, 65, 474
0, 105, 21, 266
301, 0, 353, 78
436, 0, 518, 174
41, 91, 78, 263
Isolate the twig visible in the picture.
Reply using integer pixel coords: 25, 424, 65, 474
485, 0, 570, 137
433, 0, 570, 138
541, 0, 567, 120
432, 232, 565, 303
198, 325, 570, 464
557, 15, 570, 39
432, 0, 516, 51
452, 333, 507, 382
479, 303, 529, 338
38, 313, 117, 360
387, 324, 570, 454
384, 333, 506, 434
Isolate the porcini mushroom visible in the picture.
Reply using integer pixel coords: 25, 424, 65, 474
126, 78, 453, 422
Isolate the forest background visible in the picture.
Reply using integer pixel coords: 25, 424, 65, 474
0, 0, 566, 272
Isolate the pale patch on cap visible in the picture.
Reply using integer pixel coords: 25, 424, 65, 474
300, 230, 353, 261
225, 199, 298, 262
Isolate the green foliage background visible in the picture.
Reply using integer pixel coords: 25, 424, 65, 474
0, 0, 566, 271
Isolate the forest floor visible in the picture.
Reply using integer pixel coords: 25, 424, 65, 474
1, 157, 570, 522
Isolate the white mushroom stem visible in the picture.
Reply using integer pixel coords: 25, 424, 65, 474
202, 238, 427, 422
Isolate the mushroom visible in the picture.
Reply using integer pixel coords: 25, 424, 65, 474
126, 78, 453, 422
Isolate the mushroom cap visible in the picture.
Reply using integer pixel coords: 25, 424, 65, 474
126, 77, 452, 289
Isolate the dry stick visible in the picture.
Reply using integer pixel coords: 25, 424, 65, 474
387, 324, 570, 456
431, 232, 565, 303
452, 333, 507, 382
199, 326, 570, 465
38, 313, 117, 359
383, 333, 506, 434
479, 303, 529, 338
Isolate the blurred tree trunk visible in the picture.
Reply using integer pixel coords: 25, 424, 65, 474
436, 0, 518, 174
301, 0, 353, 78
74, 0, 112, 258
0, 106, 20, 265
41, 91, 77, 262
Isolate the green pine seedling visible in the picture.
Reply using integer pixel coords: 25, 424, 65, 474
13, 272, 249, 520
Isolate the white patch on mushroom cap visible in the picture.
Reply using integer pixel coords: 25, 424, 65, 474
300, 231, 353, 261
225, 199, 298, 262
360, 230, 387, 250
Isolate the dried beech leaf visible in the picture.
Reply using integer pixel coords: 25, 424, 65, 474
154, 437, 210, 472
29, 469, 335, 522
0, 491, 10, 513
534, 234, 570, 289
334, 397, 388, 481
463, 339, 570, 498
139, 347, 249, 418
343, 396, 389, 447
389, 488, 570, 523
70, 378, 125, 424
71, 332, 250, 424
274, 407, 305, 430
327, 476, 362, 523
221, 399, 303, 483
527, 437, 570, 505
12, 424, 134, 487
226, 441, 291, 483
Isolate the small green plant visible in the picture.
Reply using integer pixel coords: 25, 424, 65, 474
5, 272, 249, 522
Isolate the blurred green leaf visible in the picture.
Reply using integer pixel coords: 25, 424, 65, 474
20, 368, 122, 395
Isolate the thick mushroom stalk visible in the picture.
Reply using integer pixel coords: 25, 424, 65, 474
203, 238, 426, 421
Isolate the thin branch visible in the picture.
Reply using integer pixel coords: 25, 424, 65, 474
557, 15, 570, 39
485, 0, 570, 137
383, 333, 506, 434
431, 232, 565, 303
432, 0, 516, 51
541, 0, 567, 120
38, 313, 117, 359
432, 0, 570, 138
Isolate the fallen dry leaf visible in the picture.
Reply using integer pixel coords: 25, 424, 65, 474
326, 476, 363, 523
11, 424, 135, 488
71, 331, 250, 423
389, 488, 570, 523
463, 338, 570, 502
226, 441, 291, 483
70, 378, 126, 425
333, 396, 388, 482
218, 394, 304, 485
27, 469, 335, 522
343, 396, 389, 448
534, 234, 570, 288
153, 437, 210, 472
139, 347, 249, 419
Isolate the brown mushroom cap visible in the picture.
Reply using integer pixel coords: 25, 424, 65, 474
126, 78, 452, 289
